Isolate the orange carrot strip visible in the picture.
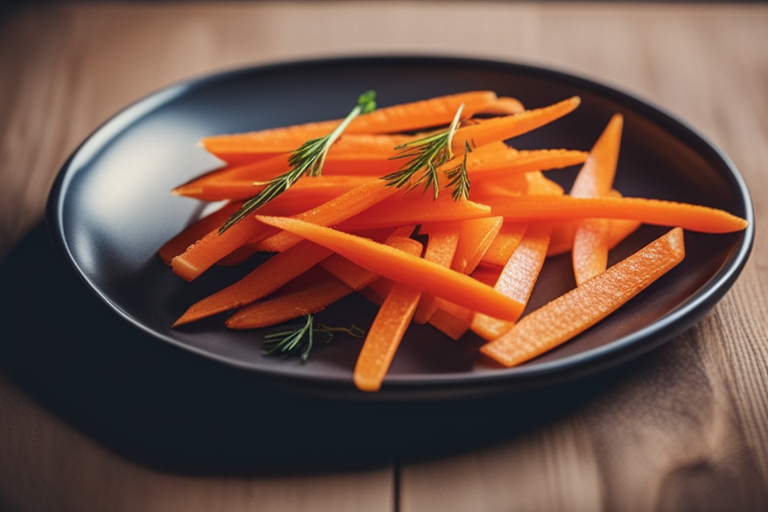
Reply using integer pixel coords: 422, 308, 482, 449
254, 215, 525, 321
570, 114, 623, 285
428, 301, 475, 340
412, 231, 460, 324
480, 227, 686, 367
171, 179, 399, 281
471, 223, 552, 341
173, 175, 376, 202
203, 133, 412, 167
478, 222, 528, 267
451, 97, 581, 153
203, 91, 499, 164
477, 96, 525, 115
158, 201, 244, 265
335, 194, 492, 232
173, 240, 334, 326
467, 148, 589, 178
488, 195, 748, 233
225, 273, 354, 330
352, 237, 423, 392
354, 280, 422, 392
449, 216, 505, 274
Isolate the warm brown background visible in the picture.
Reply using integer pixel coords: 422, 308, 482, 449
1, 2, 767, 511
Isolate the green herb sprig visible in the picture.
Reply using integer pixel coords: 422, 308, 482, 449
381, 103, 469, 200
218, 91, 377, 234
262, 314, 365, 362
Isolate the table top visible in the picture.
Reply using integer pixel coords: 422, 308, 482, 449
1, 2, 767, 511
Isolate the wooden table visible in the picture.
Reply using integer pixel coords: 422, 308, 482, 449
1, 2, 766, 511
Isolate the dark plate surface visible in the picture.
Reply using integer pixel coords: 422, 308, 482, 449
46, 56, 754, 400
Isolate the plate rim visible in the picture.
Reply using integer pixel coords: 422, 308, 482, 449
45, 54, 755, 399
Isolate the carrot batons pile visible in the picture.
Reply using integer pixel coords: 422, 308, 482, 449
161, 90, 748, 392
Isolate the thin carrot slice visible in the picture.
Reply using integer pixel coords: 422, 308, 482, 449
488, 195, 748, 233
449, 216, 505, 274
471, 223, 552, 341
203, 91, 499, 164
467, 148, 589, 178
226, 273, 353, 330
173, 175, 376, 202
354, 281, 422, 392
477, 96, 525, 115
254, 215, 525, 321
352, 237, 423, 392
480, 227, 686, 367
203, 133, 413, 167
570, 114, 623, 285
173, 240, 334, 326
428, 301, 475, 340
451, 97, 581, 154
335, 194, 492, 232
171, 179, 399, 281
412, 231, 460, 324
158, 201, 244, 265
479, 222, 528, 267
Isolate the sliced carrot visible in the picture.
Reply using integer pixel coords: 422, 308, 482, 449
335, 193, 492, 232
428, 301, 474, 340
477, 96, 525, 115
173, 175, 376, 202
480, 227, 686, 367
451, 96, 581, 154
204, 133, 412, 167
448, 216, 505, 274
352, 237, 423, 392
471, 223, 552, 341
171, 179, 399, 281
412, 231, 460, 324
225, 272, 353, 330
254, 215, 525, 321
173, 240, 334, 326
488, 195, 748, 233
203, 91, 499, 164
158, 201, 244, 265
467, 148, 588, 178
478, 222, 528, 267
570, 114, 623, 285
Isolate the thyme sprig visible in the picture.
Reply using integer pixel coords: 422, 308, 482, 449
218, 91, 377, 234
262, 314, 365, 362
445, 142, 472, 201
381, 103, 466, 200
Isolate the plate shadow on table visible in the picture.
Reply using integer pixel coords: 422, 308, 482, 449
1, 222, 659, 476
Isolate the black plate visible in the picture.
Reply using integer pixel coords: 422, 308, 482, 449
46, 56, 754, 400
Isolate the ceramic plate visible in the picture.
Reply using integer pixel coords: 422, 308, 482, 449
46, 56, 754, 400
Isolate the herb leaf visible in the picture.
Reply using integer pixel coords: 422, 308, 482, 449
218, 91, 377, 234
262, 314, 365, 362
381, 103, 466, 200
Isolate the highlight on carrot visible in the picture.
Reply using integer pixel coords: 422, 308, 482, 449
157, 89, 748, 392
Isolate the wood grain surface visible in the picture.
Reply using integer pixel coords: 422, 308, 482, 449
1, 2, 766, 511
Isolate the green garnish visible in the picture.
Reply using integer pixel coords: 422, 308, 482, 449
218, 90, 377, 234
262, 314, 365, 362
381, 103, 468, 200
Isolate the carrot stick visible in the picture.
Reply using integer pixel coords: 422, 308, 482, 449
449, 216, 505, 274
412, 231, 460, 324
451, 97, 581, 153
173, 175, 376, 202
203, 91, 499, 164
171, 179, 399, 281
202, 133, 412, 167
471, 223, 552, 341
477, 96, 525, 115
335, 194, 492, 232
352, 237, 423, 392
353, 281, 422, 392
254, 215, 525, 321
173, 240, 334, 326
570, 114, 623, 285
158, 201, 244, 265
488, 195, 748, 233
478, 222, 528, 267
480, 227, 686, 367
225, 273, 354, 330
428, 301, 475, 340
467, 148, 589, 178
